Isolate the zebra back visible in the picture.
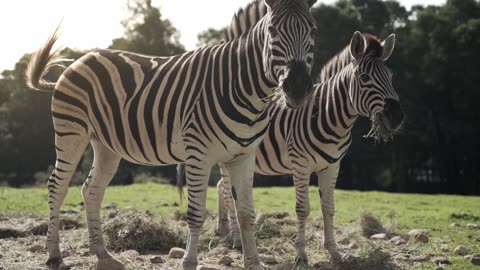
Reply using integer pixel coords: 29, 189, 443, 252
316, 46, 352, 84
224, 0, 267, 41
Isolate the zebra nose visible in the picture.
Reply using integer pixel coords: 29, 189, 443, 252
283, 61, 313, 108
383, 99, 405, 130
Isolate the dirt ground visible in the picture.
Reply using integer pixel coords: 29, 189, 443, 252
0, 210, 414, 270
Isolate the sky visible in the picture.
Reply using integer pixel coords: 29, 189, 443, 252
0, 0, 445, 72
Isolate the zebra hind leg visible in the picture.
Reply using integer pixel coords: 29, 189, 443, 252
81, 140, 124, 270
46, 133, 89, 269
216, 178, 230, 237
217, 166, 242, 249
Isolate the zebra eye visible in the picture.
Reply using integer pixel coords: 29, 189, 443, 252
310, 27, 317, 37
268, 26, 278, 38
359, 73, 371, 83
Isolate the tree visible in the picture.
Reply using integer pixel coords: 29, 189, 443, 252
110, 0, 185, 56
196, 27, 226, 47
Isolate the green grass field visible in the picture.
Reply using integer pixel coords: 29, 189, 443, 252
1, 182, 479, 269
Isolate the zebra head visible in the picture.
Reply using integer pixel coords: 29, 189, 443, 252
348, 31, 405, 141
263, 0, 317, 108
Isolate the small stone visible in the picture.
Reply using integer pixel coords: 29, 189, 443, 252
120, 249, 139, 258
466, 224, 479, 229
149, 256, 164, 264
218, 255, 234, 266
410, 231, 429, 243
169, 247, 185, 259
395, 239, 408, 245
450, 222, 461, 227
28, 244, 44, 253
469, 254, 480, 266
370, 233, 387, 240
348, 242, 359, 249
441, 244, 449, 252
408, 229, 427, 236
432, 256, 451, 265
259, 254, 278, 264
389, 236, 402, 242
410, 254, 431, 262
454, 245, 470, 256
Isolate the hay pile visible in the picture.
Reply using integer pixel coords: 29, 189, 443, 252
104, 210, 186, 253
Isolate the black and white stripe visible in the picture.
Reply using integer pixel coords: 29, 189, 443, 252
26, 1, 317, 270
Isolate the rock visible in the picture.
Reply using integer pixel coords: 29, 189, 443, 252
468, 254, 480, 266
389, 236, 402, 242
120, 250, 139, 258
408, 230, 429, 243
168, 247, 185, 259
370, 233, 387, 240
410, 254, 431, 262
450, 222, 461, 227
432, 256, 451, 265
466, 224, 479, 229
149, 256, 164, 264
454, 245, 470, 256
28, 244, 44, 253
348, 242, 359, 249
218, 255, 234, 266
441, 244, 449, 252
135, 256, 145, 262
395, 239, 408, 245
259, 254, 278, 264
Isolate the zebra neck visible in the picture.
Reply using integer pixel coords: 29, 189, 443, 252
316, 65, 359, 137
230, 19, 277, 112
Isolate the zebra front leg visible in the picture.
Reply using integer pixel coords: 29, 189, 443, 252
224, 154, 263, 270
217, 165, 241, 249
292, 169, 311, 268
182, 160, 212, 270
46, 134, 89, 269
316, 164, 342, 263
81, 141, 124, 270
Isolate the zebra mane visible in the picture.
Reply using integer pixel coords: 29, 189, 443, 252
224, 0, 267, 41
316, 33, 384, 84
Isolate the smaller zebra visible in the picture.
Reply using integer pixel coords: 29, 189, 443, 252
180, 31, 405, 266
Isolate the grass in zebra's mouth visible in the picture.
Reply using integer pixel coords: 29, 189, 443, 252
364, 113, 395, 142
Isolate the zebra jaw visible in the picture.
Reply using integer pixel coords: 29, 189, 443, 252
363, 113, 395, 142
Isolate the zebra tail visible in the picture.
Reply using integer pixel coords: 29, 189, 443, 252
25, 23, 70, 92
176, 164, 187, 204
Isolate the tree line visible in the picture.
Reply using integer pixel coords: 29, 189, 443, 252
0, 0, 478, 195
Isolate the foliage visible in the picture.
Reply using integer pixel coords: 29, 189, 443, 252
110, 0, 185, 55
196, 27, 226, 47
0, 0, 479, 195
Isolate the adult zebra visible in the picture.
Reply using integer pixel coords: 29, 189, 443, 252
176, 0, 404, 265
178, 32, 404, 268
25, 0, 317, 269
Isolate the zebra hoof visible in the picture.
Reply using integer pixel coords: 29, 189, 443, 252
95, 257, 125, 270
46, 257, 64, 269
182, 259, 197, 270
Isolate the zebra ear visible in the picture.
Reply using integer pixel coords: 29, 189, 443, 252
306, 0, 317, 8
350, 31, 366, 60
264, 0, 274, 9
381, 34, 395, 61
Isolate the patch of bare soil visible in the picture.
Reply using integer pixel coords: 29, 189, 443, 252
0, 210, 414, 270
